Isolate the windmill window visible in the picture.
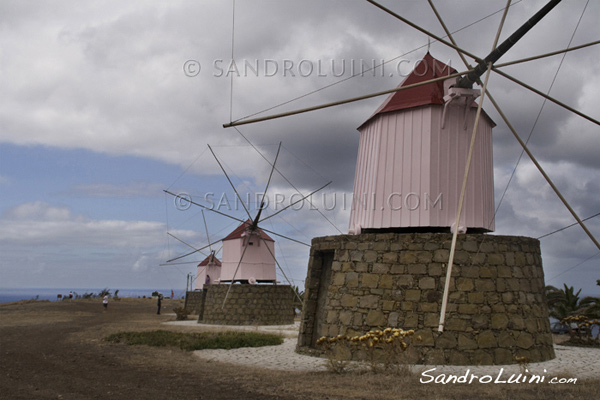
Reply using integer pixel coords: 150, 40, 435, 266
248, 242, 254, 246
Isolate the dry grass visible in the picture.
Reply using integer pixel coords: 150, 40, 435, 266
105, 329, 283, 350
0, 298, 50, 307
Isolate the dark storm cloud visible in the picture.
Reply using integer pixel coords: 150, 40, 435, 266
1, 0, 598, 293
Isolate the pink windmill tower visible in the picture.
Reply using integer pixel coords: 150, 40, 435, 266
219, 219, 277, 284
348, 52, 495, 235
194, 251, 222, 290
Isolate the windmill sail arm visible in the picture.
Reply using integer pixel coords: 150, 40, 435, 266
456, 0, 563, 88
207, 145, 253, 220
257, 142, 282, 217
201, 210, 213, 253
221, 239, 251, 309
494, 40, 600, 69
492, 68, 600, 127
167, 232, 208, 256
258, 236, 304, 305
260, 228, 310, 247
223, 70, 467, 128
159, 261, 205, 266
365, 0, 481, 63
259, 181, 332, 224
166, 238, 223, 263
164, 190, 247, 224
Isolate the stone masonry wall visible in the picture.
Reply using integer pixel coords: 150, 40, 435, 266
200, 284, 295, 326
297, 233, 555, 365
184, 290, 206, 315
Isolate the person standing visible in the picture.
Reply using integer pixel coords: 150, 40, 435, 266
157, 293, 162, 315
102, 294, 108, 311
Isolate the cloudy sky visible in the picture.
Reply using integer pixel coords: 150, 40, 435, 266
1, 0, 598, 296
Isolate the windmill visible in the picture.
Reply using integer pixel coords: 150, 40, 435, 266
221, 0, 598, 251
194, 210, 223, 290
164, 142, 331, 309
347, 52, 496, 236
221, 0, 599, 329
219, 218, 276, 285
216, 0, 599, 362
195, 251, 222, 288
160, 207, 224, 294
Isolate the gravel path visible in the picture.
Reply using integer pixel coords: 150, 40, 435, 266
167, 320, 599, 380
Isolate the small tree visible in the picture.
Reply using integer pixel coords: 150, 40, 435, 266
578, 296, 600, 319
545, 284, 600, 320
99, 288, 112, 298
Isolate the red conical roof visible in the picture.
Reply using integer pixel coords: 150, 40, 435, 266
222, 219, 274, 242
360, 52, 495, 128
360, 53, 456, 128
198, 253, 221, 267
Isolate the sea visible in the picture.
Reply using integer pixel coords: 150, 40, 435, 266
0, 287, 183, 303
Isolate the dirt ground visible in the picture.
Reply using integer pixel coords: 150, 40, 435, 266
0, 298, 294, 400
1, 298, 599, 400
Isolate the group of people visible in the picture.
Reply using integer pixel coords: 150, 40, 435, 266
100, 292, 166, 315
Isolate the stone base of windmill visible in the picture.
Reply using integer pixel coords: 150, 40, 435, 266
297, 232, 555, 365
184, 291, 206, 315
197, 284, 295, 326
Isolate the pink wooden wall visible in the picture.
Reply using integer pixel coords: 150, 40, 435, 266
349, 99, 495, 233
195, 262, 222, 289
220, 233, 276, 282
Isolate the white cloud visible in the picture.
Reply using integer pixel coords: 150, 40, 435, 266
0, 201, 203, 288
0, 202, 164, 247
133, 255, 153, 272
70, 182, 166, 198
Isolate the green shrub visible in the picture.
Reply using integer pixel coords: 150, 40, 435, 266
105, 330, 283, 351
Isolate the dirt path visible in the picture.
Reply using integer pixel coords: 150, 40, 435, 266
0, 299, 291, 400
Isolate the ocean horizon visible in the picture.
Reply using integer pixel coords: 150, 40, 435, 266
0, 287, 184, 303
